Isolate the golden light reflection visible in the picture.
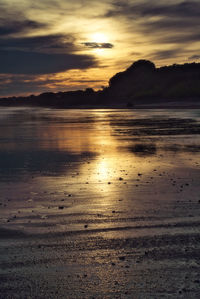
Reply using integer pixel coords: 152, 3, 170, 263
3, 109, 186, 195
95, 158, 111, 181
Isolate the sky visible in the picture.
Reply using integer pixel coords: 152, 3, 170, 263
0, 0, 200, 97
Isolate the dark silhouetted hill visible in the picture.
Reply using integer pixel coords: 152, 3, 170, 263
1, 60, 200, 108
104, 60, 200, 106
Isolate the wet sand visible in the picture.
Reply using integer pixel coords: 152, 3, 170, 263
0, 108, 200, 298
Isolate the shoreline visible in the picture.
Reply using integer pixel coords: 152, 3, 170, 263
1, 99, 200, 110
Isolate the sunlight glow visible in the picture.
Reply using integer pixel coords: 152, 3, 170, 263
91, 32, 108, 43
93, 48, 107, 56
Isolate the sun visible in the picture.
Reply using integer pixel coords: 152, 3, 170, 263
91, 32, 108, 43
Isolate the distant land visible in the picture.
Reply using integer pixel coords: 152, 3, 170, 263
1, 60, 200, 108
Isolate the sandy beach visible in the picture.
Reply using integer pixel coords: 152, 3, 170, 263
0, 108, 200, 298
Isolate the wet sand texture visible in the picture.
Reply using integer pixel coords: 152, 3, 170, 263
0, 108, 200, 298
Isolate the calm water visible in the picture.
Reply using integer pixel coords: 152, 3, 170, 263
1, 108, 200, 298
0, 107, 200, 235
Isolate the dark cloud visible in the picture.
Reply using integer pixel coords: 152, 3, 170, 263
0, 34, 77, 53
106, 1, 200, 19
153, 32, 200, 45
148, 49, 182, 60
154, 1, 200, 18
188, 55, 200, 60
0, 50, 97, 75
0, 28, 97, 76
0, 20, 45, 36
105, 1, 200, 46
0, 4, 99, 95
139, 17, 200, 40
0, 4, 46, 36
82, 42, 114, 49
133, 1, 200, 18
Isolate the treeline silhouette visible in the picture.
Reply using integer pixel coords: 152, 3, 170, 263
1, 60, 200, 107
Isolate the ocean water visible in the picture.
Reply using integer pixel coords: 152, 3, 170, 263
0, 107, 200, 298
0, 107, 200, 234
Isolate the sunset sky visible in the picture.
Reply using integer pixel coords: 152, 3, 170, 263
0, 0, 200, 97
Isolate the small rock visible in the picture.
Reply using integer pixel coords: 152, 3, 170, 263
119, 256, 125, 261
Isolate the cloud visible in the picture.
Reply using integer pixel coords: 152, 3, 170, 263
0, 31, 98, 76
0, 50, 97, 75
188, 55, 200, 60
153, 32, 200, 45
0, 72, 106, 97
105, 1, 200, 46
0, 23, 97, 76
0, 2, 106, 95
105, 1, 200, 19
1, 0, 199, 97
138, 1, 200, 18
0, 75, 52, 97
0, 34, 77, 53
148, 49, 182, 60
82, 42, 114, 49
0, 20, 46, 36
0, 2, 47, 36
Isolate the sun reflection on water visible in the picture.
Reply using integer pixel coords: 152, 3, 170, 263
97, 159, 110, 180
1, 108, 200, 237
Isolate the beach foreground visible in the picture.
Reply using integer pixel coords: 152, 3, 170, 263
0, 108, 200, 298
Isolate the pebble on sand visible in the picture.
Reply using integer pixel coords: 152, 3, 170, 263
119, 256, 125, 261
